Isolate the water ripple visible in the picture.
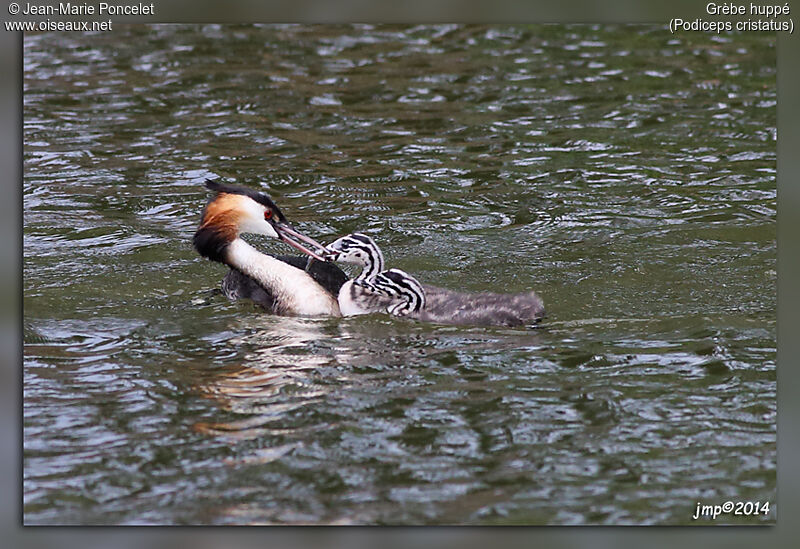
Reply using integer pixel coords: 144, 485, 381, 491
23, 24, 775, 525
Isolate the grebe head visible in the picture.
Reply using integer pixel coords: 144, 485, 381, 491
194, 179, 329, 262
325, 233, 384, 280
372, 268, 426, 316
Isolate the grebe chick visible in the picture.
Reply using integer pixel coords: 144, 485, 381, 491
370, 268, 544, 327
326, 232, 546, 327
194, 179, 347, 316
324, 233, 399, 316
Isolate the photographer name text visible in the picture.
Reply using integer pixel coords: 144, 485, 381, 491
19, 2, 154, 15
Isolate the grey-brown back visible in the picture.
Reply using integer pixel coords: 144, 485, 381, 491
413, 285, 545, 327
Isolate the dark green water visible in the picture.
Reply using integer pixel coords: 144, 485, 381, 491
23, 25, 775, 525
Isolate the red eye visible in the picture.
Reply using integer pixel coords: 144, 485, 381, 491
264, 210, 273, 220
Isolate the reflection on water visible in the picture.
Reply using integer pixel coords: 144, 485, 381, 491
194, 318, 336, 442
23, 24, 775, 525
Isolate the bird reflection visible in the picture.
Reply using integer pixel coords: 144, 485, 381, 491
193, 316, 338, 442
193, 314, 544, 442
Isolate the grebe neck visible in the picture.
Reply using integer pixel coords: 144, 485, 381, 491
355, 244, 384, 282
225, 239, 339, 316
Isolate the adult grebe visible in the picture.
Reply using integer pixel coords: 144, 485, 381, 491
326, 232, 545, 327
193, 180, 347, 316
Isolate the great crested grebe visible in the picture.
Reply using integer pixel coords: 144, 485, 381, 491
326, 233, 546, 327
193, 179, 347, 316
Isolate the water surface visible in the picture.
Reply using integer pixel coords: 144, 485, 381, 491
23, 24, 775, 525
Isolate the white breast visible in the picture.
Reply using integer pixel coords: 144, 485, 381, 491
337, 280, 369, 316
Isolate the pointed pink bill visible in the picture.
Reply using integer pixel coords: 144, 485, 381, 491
273, 222, 333, 262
